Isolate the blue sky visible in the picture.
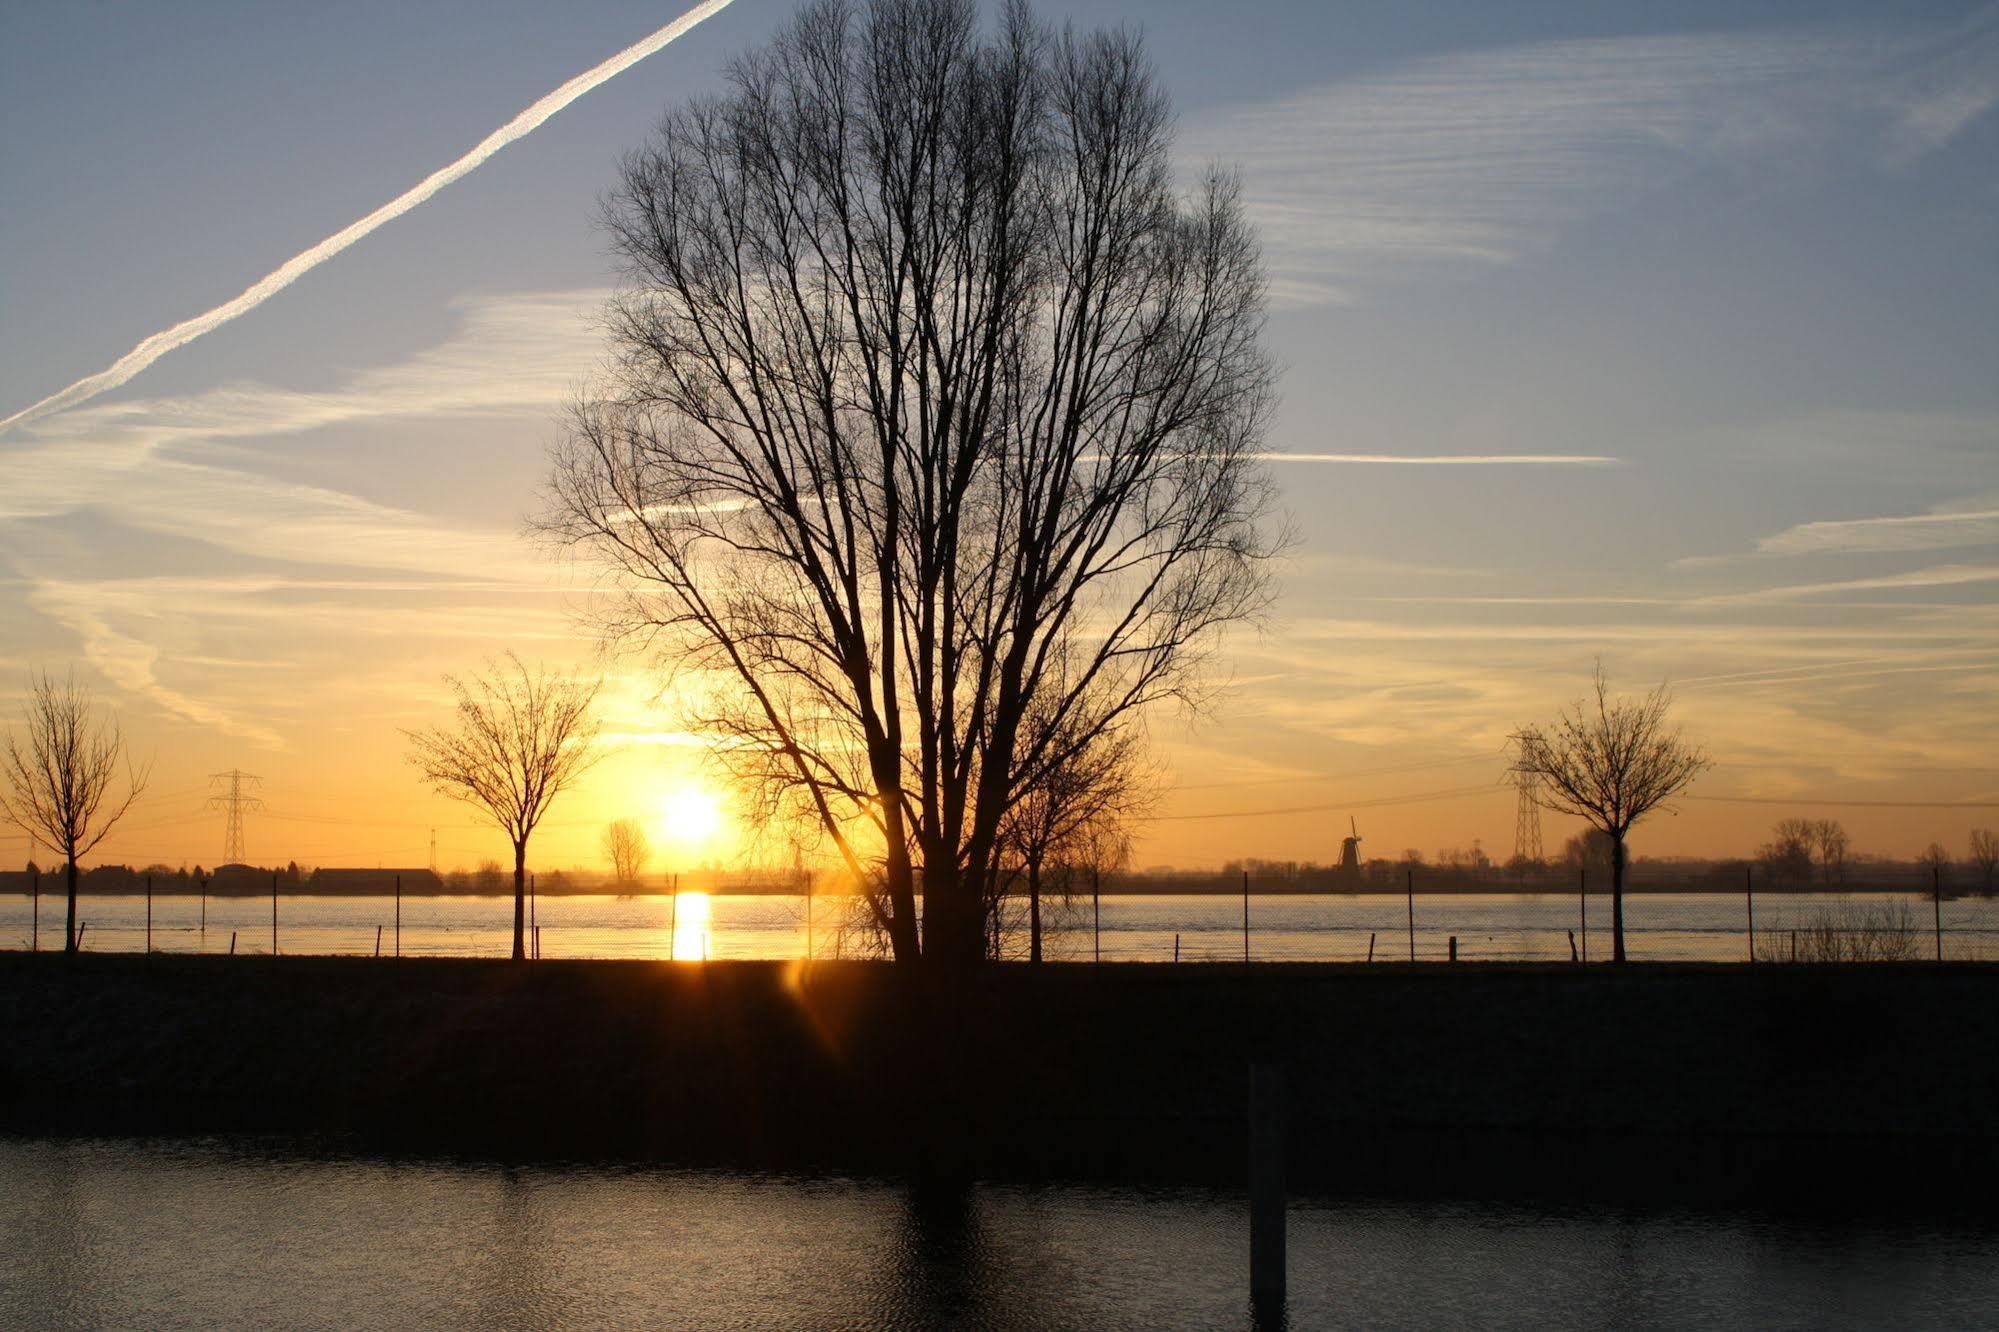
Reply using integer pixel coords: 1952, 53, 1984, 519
1, 0, 1995, 871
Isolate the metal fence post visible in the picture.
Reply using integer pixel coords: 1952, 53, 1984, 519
1242, 869, 1250, 964
1745, 863, 1755, 963
1935, 865, 1944, 963
1406, 868, 1415, 962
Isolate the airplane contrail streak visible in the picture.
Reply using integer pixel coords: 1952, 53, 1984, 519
0, 0, 736, 436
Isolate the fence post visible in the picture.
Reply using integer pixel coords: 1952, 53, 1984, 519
1568, 929, 1578, 963
199, 875, 206, 942
375, 925, 382, 958
1249, 1064, 1286, 1314
1367, 931, 1375, 963
530, 872, 537, 960
271, 871, 279, 956
1448, 935, 1457, 963
670, 877, 679, 961
1093, 869, 1102, 965
1406, 868, 1415, 962
30, 871, 37, 952
1745, 863, 1755, 964
1242, 869, 1250, 965
76, 922, 87, 950
1174, 932, 1180, 964
230, 930, 236, 955
395, 874, 401, 958
1579, 868, 1587, 965
1934, 865, 1943, 963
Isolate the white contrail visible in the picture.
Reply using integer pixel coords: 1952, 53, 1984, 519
1253, 453, 1620, 465
0, 0, 736, 436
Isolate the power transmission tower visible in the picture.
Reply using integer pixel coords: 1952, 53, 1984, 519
207, 770, 265, 864
1510, 756, 1544, 864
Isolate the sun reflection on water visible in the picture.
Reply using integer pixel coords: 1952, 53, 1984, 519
671, 891, 711, 961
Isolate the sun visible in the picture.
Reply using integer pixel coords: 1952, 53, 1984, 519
657, 785, 726, 855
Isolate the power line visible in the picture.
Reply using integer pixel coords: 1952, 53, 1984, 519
1682, 793, 1999, 810
1148, 782, 1499, 823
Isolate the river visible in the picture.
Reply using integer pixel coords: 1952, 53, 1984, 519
5, 890, 1996, 962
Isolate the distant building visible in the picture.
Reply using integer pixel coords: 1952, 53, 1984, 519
309, 868, 443, 895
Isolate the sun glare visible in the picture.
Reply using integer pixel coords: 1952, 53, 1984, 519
671, 890, 712, 962
657, 785, 726, 854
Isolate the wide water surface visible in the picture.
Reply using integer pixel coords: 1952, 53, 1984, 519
4, 1138, 1996, 1328
5, 890, 1996, 963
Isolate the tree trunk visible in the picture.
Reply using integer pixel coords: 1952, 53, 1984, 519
1028, 860, 1043, 964
65, 856, 78, 954
512, 840, 528, 962
1611, 833, 1628, 963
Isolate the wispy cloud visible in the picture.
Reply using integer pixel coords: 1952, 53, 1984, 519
1185, 17, 1998, 305
1694, 563, 1999, 606
1255, 452, 1619, 466
1748, 502, 1999, 558
0, 290, 605, 583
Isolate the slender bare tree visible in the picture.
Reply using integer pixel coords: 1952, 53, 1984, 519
998, 705, 1150, 962
1810, 818, 1850, 886
1, 673, 150, 953
1970, 828, 1998, 896
405, 655, 601, 960
1514, 666, 1710, 962
545, 0, 1278, 972
603, 817, 651, 889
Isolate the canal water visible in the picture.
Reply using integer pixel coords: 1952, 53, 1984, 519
3, 1138, 1995, 1328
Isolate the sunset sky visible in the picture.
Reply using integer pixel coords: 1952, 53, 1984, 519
3, 0, 1996, 874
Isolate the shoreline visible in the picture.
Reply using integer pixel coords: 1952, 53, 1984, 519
5, 954, 1997, 1204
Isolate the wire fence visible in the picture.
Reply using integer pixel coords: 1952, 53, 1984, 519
4, 872, 1995, 964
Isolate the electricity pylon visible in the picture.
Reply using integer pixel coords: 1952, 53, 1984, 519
207, 770, 265, 864
1509, 753, 1544, 864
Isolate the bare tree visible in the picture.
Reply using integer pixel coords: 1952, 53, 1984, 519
405, 655, 601, 961
544, 0, 1278, 972
0, 673, 149, 953
1810, 818, 1850, 886
1514, 666, 1711, 962
1970, 829, 1998, 896
997, 705, 1151, 962
1758, 818, 1816, 888
1918, 841, 1952, 889
603, 817, 651, 889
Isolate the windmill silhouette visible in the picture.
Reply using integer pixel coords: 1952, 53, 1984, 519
1339, 816, 1363, 875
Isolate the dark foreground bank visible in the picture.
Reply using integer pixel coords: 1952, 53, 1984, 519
4, 955, 1997, 1204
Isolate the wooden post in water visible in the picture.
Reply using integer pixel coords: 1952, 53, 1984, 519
271, 871, 278, 956
199, 875, 206, 943
530, 872, 537, 960
229, 930, 236, 955
30, 871, 38, 952
1249, 1064, 1286, 1313
1367, 931, 1375, 963
1579, 869, 1587, 965
1745, 863, 1755, 963
146, 874, 153, 954
1242, 869, 1250, 965
1174, 932, 1181, 963
536, 924, 543, 961
1406, 868, 1415, 962
75, 922, 87, 950
394, 874, 401, 958
670, 875, 679, 961
375, 925, 382, 958
1934, 865, 1943, 963
1448, 935, 1457, 963
1568, 929, 1578, 963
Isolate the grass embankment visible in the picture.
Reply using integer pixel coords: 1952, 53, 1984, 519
4, 955, 1996, 1202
